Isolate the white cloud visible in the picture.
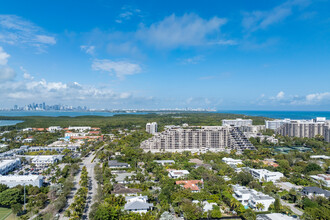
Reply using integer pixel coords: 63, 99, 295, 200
242, 0, 310, 32
0, 78, 133, 103
116, 6, 142, 23
136, 13, 227, 48
80, 45, 95, 55
0, 46, 10, 65
35, 35, 56, 45
20, 66, 34, 80
92, 59, 141, 79
0, 15, 56, 50
256, 91, 330, 107
211, 39, 238, 45
180, 55, 204, 65
276, 91, 285, 99
0, 67, 16, 81
306, 92, 330, 102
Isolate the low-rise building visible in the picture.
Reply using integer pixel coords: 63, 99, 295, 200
222, 157, 243, 166
275, 182, 302, 191
48, 126, 62, 132
257, 213, 296, 220
176, 180, 203, 192
67, 126, 91, 132
0, 144, 8, 149
261, 159, 279, 168
248, 168, 284, 182
0, 158, 21, 175
0, 175, 43, 187
168, 169, 189, 179
192, 200, 218, 212
310, 174, 330, 187
30, 155, 63, 167
108, 160, 130, 169
310, 155, 330, 160
301, 187, 330, 198
153, 160, 175, 165
22, 138, 34, 143
232, 184, 275, 211
65, 132, 86, 138
112, 171, 136, 184
111, 184, 142, 196
124, 196, 153, 213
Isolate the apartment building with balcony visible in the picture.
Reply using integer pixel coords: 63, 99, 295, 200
140, 126, 254, 153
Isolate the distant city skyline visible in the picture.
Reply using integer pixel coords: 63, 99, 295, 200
11, 102, 88, 111
1, 0, 330, 110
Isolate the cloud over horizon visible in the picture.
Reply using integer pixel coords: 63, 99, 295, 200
0, 15, 56, 51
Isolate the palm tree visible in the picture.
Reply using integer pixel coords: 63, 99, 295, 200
256, 203, 265, 211
230, 198, 240, 210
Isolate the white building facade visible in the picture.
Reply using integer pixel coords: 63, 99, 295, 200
0, 159, 21, 175
222, 157, 243, 166
222, 118, 253, 127
233, 185, 275, 211
146, 122, 158, 134
248, 168, 284, 182
0, 175, 43, 187
265, 119, 291, 130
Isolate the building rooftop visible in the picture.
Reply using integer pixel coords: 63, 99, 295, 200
108, 160, 130, 167
257, 213, 297, 220
176, 180, 203, 191
111, 183, 141, 195
302, 187, 330, 198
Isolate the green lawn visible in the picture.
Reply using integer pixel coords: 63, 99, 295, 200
0, 208, 12, 220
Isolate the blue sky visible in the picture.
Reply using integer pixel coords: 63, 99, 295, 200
0, 0, 330, 110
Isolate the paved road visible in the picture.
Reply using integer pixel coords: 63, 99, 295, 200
59, 153, 95, 220
280, 199, 303, 216
82, 153, 97, 219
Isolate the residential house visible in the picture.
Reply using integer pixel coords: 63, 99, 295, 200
168, 169, 189, 179
257, 213, 297, 220
247, 168, 284, 182
108, 160, 130, 169
154, 160, 175, 166
232, 184, 275, 211
222, 157, 243, 166
192, 200, 218, 212
310, 174, 330, 187
176, 180, 203, 193
111, 184, 141, 196
124, 195, 153, 213
301, 187, 330, 198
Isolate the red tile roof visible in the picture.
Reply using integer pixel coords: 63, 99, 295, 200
176, 180, 203, 191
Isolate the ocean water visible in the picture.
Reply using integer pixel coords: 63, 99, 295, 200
0, 120, 24, 126
216, 110, 330, 119
0, 110, 329, 120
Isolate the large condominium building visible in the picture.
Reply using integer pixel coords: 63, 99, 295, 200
0, 159, 21, 175
0, 175, 43, 187
276, 118, 329, 140
140, 126, 254, 153
146, 122, 158, 134
265, 119, 291, 130
325, 126, 330, 142
222, 118, 252, 127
